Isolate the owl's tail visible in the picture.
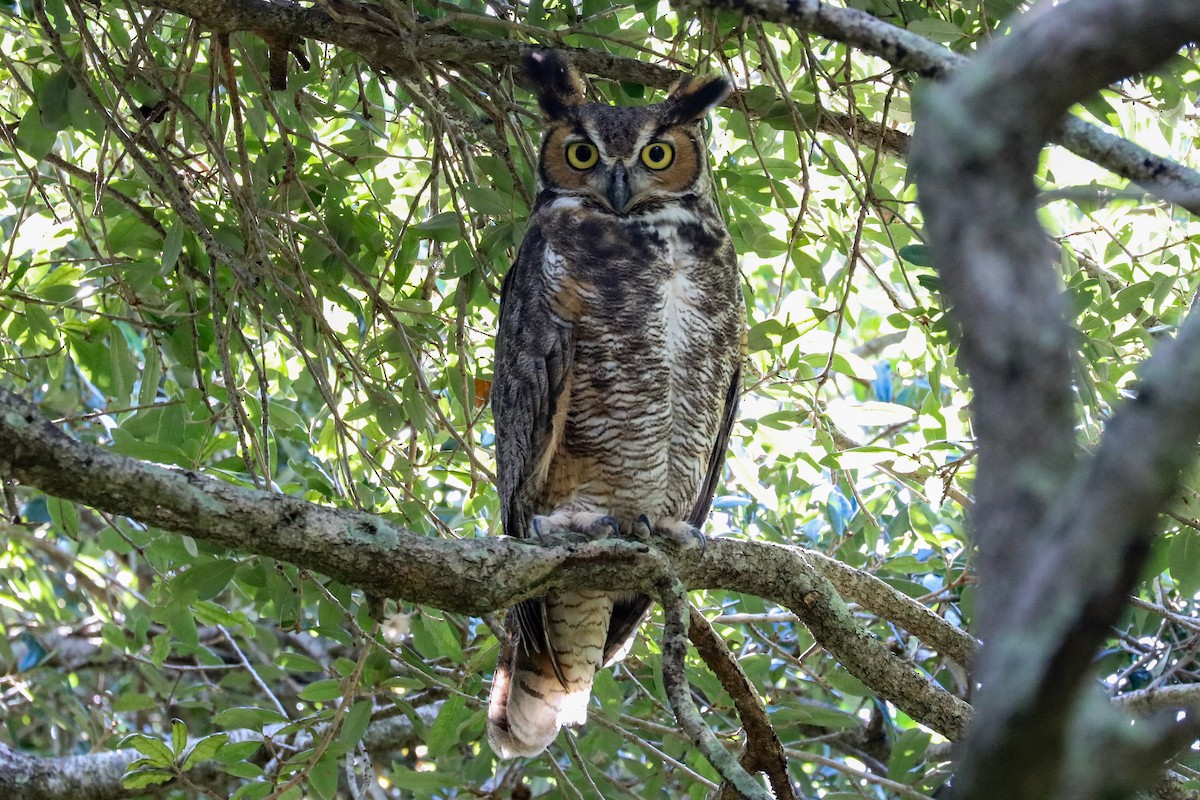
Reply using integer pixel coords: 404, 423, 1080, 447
487, 591, 613, 759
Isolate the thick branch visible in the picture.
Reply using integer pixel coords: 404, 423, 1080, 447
1114, 685, 1200, 717
803, 549, 976, 667
0, 707, 438, 800
911, 2, 1200, 799
0, 385, 971, 741
124, 0, 899, 154
687, 0, 1200, 214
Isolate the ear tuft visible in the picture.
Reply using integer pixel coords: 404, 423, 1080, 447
524, 50, 587, 119
664, 74, 731, 125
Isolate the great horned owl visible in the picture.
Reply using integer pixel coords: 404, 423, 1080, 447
487, 50, 743, 759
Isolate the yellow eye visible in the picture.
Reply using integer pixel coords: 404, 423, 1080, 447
641, 141, 674, 170
566, 142, 599, 170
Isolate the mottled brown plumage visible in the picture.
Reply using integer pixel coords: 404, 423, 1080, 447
487, 50, 743, 759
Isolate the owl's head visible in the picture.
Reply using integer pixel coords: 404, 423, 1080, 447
525, 51, 730, 216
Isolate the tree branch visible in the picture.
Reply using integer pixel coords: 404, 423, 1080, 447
658, 580, 773, 800
911, 2, 1200, 799
0, 706, 440, 800
802, 549, 976, 667
1114, 684, 1200, 717
0, 384, 971, 742
689, 609, 798, 800
122, 0, 1200, 211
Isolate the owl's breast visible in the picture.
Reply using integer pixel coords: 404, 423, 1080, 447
536, 203, 742, 523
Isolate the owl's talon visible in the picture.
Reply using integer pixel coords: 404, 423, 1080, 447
629, 517, 707, 550
658, 521, 706, 551
585, 515, 621, 538
531, 517, 549, 542
632, 514, 653, 541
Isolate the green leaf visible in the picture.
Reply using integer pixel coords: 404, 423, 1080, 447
410, 614, 464, 664
898, 244, 934, 266
138, 344, 162, 405
110, 326, 136, 402
113, 693, 158, 712
212, 706, 290, 729
906, 18, 967, 45
339, 700, 373, 747
182, 733, 229, 770
310, 752, 340, 800
171, 719, 187, 756
214, 740, 264, 764
412, 212, 461, 242
889, 728, 932, 780
425, 694, 467, 757
389, 765, 458, 791
173, 560, 237, 601
162, 220, 184, 270
772, 702, 860, 730
150, 631, 170, 667
298, 678, 343, 702
231, 780, 274, 800
16, 104, 56, 160
746, 319, 785, 353
38, 68, 74, 130
1112, 280, 1155, 319
461, 186, 522, 217
1169, 530, 1200, 597
279, 653, 324, 673
122, 766, 175, 789
122, 734, 175, 766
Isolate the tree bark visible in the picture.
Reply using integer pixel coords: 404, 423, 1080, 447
912, 2, 1200, 799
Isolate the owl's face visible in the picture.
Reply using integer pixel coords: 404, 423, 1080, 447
526, 52, 731, 216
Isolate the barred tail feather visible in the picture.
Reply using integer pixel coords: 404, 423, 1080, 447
487, 590, 613, 759
487, 637, 576, 758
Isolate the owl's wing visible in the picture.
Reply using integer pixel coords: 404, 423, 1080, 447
687, 365, 742, 527
492, 223, 574, 542
491, 223, 576, 676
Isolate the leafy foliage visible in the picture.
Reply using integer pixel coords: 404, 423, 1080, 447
1, 0, 1199, 797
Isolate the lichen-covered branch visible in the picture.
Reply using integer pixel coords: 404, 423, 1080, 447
802, 549, 976, 667
0, 708, 438, 800
685, 0, 1200, 214
911, 2, 1200, 799
0, 385, 971, 742
658, 580, 773, 800
1114, 684, 1200, 717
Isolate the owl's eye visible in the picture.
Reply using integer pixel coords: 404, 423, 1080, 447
566, 142, 599, 170
640, 141, 674, 170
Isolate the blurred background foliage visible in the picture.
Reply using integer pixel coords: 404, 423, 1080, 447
2, 0, 1200, 796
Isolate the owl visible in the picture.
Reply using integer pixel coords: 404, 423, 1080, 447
487, 50, 744, 759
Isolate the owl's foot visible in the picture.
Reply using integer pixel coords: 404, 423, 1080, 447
633, 514, 707, 552
531, 512, 622, 543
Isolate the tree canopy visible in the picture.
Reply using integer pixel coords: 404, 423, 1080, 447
2, 0, 1200, 798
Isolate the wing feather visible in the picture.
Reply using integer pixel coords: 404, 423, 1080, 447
687, 365, 741, 527
493, 223, 574, 541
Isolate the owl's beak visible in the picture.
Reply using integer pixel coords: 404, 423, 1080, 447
606, 164, 630, 213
